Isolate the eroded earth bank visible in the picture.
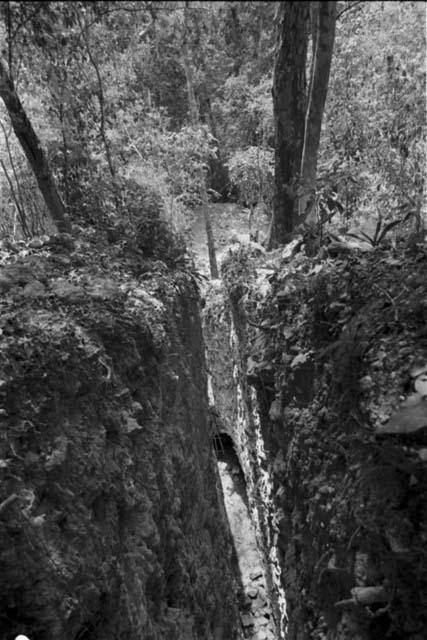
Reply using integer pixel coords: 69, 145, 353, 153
0, 228, 242, 640
204, 236, 427, 640
1, 217, 426, 640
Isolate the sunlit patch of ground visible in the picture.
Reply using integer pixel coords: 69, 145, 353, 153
189, 203, 269, 275
217, 460, 276, 640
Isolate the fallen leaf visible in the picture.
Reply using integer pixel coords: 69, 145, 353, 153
291, 352, 310, 368
86, 277, 119, 300
22, 280, 46, 298
410, 363, 427, 379
122, 412, 142, 434
401, 392, 424, 408
376, 396, 427, 435
414, 374, 427, 396
51, 279, 85, 301
269, 399, 282, 421
310, 264, 324, 275
45, 436, 68, 470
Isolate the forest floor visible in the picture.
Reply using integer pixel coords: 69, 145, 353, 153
189, 203, 269, 275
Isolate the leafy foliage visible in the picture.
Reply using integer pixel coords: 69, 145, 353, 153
0, 3, 425, 639
125, 180, 186, 268
222, 238, 427, 638
227, 145, 274, 207
1, 1, 423, 243
320, 1, 426, 236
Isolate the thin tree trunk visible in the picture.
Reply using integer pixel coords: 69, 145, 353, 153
249, 202, 256, 240
183, 3, 219, 279
196, 9, 229, 198
0, 58, 71, 233
267, 2, 309, 249
255, 142, 264, 239
76, 13, 124, 221
0, 158, 30, 237
77, 15, 116, 182
257, 13, 264, 75
228, 5, 243, 76
199, 88, 229, 197
0, 120, 27, 221
58, 102, 70, 207
299, 1, 336, 223
6, 1, 13, 76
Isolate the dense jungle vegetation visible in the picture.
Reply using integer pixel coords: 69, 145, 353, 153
0, 3, 426, 640
0, 1, 425, 253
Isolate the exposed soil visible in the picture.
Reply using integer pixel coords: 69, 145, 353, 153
215, 433, 276, 640
220, 239, 427, 640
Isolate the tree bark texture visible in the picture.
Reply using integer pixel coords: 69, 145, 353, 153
268, 2, 309, 249
0, 58, 71, 233
300, 1, 336, 223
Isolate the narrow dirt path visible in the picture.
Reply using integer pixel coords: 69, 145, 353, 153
218, 460, 276, 640
195, 202, 278, 637
188, 203, 251, 274
214, 433, 277, 639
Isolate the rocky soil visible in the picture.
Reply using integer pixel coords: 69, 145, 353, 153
0, 229, 242, 640
219, 237, 427, 640
215, 436, 276, 640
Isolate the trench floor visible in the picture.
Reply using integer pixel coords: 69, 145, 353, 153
217, 460, 276, 640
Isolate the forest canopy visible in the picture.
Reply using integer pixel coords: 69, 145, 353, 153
0, 1, 425, 254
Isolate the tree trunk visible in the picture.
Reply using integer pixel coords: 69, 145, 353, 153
199, 89, 229, 198
0, 58, 71, 233
227, 5, 243, 76
78, 14, 116, 181
267, 2, 309, 249
299, 1, 336, 223
183, 4, 219, 279
249, 202, 255, 240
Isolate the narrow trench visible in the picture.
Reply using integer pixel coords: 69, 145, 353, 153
213, 433, 276, 640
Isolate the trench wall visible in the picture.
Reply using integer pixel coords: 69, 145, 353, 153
0, 238, 241, 640
218, 243, 427, 640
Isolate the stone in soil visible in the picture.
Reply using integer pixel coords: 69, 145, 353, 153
250, 569, 263, 580
253, 615, 270, 628
241, 614, 254, 628
252, 594, 268, 610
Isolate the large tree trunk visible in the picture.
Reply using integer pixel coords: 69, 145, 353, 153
267, 2, 309, 249
0, 58, 71, 233
183, 4, 219, 279
299, 1, 336, 223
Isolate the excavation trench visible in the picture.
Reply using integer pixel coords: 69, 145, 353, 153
213, 433, 277, 640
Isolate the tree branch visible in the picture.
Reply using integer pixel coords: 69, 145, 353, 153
336, 1, 363, 21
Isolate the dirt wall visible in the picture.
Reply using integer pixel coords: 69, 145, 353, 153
0, 233, 241, 640
221, 242, 427, 640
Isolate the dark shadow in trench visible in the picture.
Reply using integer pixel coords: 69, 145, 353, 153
212, 432, 255, 598
213, 432, 250, 509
